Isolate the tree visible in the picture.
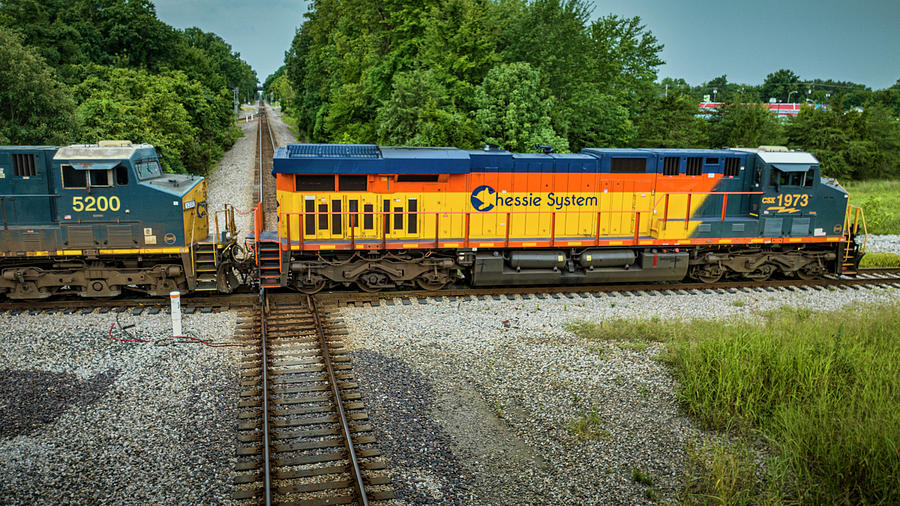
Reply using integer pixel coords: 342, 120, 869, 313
473, 62, 568, 152
761, 68, 801, 103
0, 26, 79, 145
376, 69, 479, 147
634, 94, 707, 148
707, 103, 784, 148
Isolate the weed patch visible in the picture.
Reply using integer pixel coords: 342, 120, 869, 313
571, 302, 900, 503
566, 407, 609, 441
859, 251, 900, 267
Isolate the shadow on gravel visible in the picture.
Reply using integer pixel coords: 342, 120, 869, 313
0, 369, 118, 439
351, 350, 472, 505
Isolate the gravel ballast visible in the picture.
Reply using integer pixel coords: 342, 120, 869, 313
266, 103, 299, 147
0, 311, 242, 505
206, 104, 258, 237
341, 285, 900, 504
863, 234, 900, 255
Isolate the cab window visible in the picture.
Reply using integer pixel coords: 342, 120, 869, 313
135, 159, 163, 180
62, 164, 87, 188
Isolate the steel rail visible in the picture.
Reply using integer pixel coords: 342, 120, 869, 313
307, 294, 369, 506
258, 102, 265, 207
259, 288, 273, 506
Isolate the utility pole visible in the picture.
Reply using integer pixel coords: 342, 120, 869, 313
233, 87, 239, 118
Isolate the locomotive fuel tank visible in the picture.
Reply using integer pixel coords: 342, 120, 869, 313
577, 249, 636, 269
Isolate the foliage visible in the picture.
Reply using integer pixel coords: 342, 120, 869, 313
761, 68, 801, 103
634, 93, 707, 148
845, 179, 900, 235
707, 102, 784, 148
0, 0, 255, 174
376, 69, 478, 147
0, 25, 79, 145
785, 101, 892, 180
73, 66, 236, 174
281, 0, 664, 150
473, 62, 568, 152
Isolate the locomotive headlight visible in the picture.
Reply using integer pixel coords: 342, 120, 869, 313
184, 200, 196, 210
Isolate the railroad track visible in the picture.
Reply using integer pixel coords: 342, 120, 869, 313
317, 267, 900, 307
232, 291, 393, 505
2, 268, 897, 314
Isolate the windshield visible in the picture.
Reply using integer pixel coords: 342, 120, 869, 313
134, 158, 163, 180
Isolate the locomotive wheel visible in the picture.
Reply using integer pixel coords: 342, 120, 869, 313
416, 277, 447, 291
744, 264, 776, 281
693, 265, 724, 284
796, 263, 824, 280
356, 272, 393, 292
297, 279, 326, 294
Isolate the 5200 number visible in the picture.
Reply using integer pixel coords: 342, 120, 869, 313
72, 196, 120, 212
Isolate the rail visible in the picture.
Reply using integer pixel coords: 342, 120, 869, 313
259, 288, 273, 506
308, 295, 369, 505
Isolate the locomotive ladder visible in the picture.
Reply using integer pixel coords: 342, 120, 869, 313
841, 204, 867, 275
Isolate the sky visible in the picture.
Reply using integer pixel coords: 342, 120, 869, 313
153, 0, 899, 90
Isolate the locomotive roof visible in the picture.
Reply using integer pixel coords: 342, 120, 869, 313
54, 143, 155, 160
273, 143, 817, 174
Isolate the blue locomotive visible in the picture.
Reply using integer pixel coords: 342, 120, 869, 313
0, 141, 239, 298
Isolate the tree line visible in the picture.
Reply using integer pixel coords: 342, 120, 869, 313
0, 0, 257, 174
267, 0, 900, 181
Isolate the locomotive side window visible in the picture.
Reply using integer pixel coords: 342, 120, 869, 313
804, 168, 815, 187
408, 198, 417, 233
363, 203, 374, 230
663, 157, 679, 176
611, 158, 646, 173
348, 200, 359, 227
331, 200, 342, 234
318, 203, 328, 230
724, 158, 740, 177
393, 206, 403, 230
89, 170, 111, 187
115, 165, 129, 185
62, 164, 87, 188
296, 174, 334, 191
338, 175, 366, 191
305, 199, 315, 234
12, 154, 36, 177
686, 157, 702, 176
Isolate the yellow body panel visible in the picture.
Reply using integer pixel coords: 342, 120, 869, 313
277, 189, 710, 243
183, 180, 209, 243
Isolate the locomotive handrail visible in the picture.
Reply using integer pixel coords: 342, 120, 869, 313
272, 186, 825, 253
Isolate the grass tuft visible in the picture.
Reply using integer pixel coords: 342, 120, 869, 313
567, 317, 676, 342
566, 407, 609, 441
631, 467, 655, 486
680, 438, 760, 505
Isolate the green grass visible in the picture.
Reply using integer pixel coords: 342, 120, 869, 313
844, 179, 900, 235
568, 303, 900, 504
681, 438, 761, 505
631, 467, 655, 486
859, 251, 900, 267
566, 407, 609, 441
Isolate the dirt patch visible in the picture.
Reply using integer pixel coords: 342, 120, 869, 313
0, 369, 117, 439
